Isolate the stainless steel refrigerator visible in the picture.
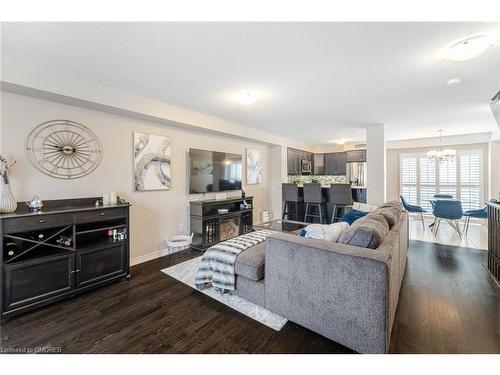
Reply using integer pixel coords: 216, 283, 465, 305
347, 162, 367, 187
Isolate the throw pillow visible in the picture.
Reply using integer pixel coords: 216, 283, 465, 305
338, 208, 369, 225
337, 212, 390, 249
304, 222, 349, 242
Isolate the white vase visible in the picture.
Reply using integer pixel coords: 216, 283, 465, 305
0, 183, 17, 213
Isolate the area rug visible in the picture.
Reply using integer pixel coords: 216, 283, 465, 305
161, 256, 287, 331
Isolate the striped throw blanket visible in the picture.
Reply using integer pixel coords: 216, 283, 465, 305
194, 230, 274, 293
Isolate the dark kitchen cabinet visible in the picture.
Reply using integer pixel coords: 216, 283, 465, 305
313, 154, 325, 175
287, 148, 301, 175
347, 150, 366, 162
325, 152, 347, 175
287, 148, 313, 175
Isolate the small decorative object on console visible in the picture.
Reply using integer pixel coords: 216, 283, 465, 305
240, 200, 251, 209
102, 193, 110, 205
110, 192, 117, 205
55, 235, 72, 247
26, 195, 44, 212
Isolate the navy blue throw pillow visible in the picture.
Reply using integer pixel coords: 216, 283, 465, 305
338, 209, 368, 225
298, 228, 307, 237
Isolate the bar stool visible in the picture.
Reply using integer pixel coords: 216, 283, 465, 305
303, 183, 327, 223
282, 183, 303, 221
327, 184, 353, 223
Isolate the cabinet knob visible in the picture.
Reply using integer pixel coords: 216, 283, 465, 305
39, 219, 46, 223
99, 212, 105, 216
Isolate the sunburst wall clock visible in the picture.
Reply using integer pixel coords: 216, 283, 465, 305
26, 120, 103, 179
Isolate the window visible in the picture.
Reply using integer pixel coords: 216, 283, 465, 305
459, 151, 481, 211
401, 157, 417, 205
400, 149, 483, 212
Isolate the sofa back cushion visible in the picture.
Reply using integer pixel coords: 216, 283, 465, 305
337, 212, 390, 249
369, 208, 398, 229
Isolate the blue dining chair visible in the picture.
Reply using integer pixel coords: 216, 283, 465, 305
400, 195, 426, 229
431, 199, 463, 238
463, 206, 487, 235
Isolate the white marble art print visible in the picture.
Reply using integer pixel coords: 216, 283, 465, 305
246, 148, 262, 184
134, 132, 171, 191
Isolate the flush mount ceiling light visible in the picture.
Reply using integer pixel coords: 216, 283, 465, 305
329, 138, 348, 145
444, 34, 497, 61
446, 77, 462, 87
232, 91, 262, 106
426, 130, 456, 162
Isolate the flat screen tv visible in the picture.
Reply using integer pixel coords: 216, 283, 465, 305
189, 148, 242, 194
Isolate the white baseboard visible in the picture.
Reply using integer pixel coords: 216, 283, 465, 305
130, 247, 183, 266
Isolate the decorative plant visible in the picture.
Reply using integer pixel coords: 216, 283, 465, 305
0, 155, 16, 185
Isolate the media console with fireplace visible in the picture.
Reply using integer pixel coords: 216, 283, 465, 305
189, 196, 254, 251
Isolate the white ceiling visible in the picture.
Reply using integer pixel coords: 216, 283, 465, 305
2, 22, 499, 144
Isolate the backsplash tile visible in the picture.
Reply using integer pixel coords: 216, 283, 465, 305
287, 175, 347, 186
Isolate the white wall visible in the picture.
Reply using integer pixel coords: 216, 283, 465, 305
366, 125, 386, 205
491, 140, 500, 200
1, 93, 273, 264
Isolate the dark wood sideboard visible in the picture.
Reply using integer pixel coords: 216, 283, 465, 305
0, 197, 130, 319
486, 201, 500, 284
190, 196, 254, 251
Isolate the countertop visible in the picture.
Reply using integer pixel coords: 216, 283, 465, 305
293, 184, 366, 189
0, 197, 130, 219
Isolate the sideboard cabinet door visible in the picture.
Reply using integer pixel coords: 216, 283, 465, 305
75, 243, 128, 288
3, 253, 75, 312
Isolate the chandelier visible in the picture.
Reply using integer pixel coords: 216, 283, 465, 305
426, 130, 456, 162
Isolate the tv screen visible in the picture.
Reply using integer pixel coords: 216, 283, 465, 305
189, 149, 242, 193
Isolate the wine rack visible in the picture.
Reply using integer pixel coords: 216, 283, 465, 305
0, 197, 130, 319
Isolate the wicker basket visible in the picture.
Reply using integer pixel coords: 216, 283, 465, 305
165, 234, 193, 253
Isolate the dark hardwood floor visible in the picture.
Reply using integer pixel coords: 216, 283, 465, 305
1, 240, 499, 354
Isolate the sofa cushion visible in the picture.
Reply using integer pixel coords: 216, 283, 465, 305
337, 212, 390, 249
369, 208, 398, 229
378, 201, 403, 212
235, 241, 266, 281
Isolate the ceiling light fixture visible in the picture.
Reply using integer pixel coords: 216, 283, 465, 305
329, 138, 348, 145
232, 91, 261, 106
426, 130, 456, 162
446, 77, 462, 87
444, 34, 497, 62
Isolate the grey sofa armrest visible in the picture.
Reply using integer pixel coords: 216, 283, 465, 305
264, 232, 391, 354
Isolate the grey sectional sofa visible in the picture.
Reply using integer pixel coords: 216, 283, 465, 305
232, 202, 409, 354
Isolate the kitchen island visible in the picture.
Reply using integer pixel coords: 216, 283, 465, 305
283, 183, 367, 222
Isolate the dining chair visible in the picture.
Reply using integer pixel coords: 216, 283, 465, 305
462, 206, 487, 235
431, 199, 464, 238
400, 195, 426, 229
